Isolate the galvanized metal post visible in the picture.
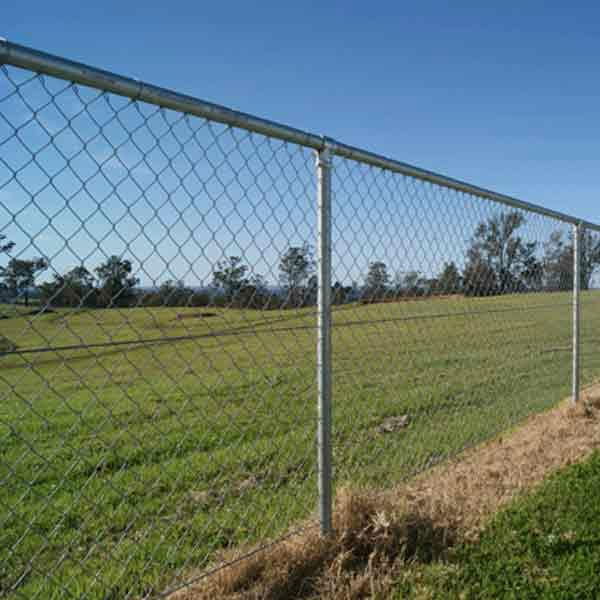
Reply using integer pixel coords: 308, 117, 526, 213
316, 143, 333, 535
572, 222, 581, 404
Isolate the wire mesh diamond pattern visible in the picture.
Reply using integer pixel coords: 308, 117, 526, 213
1, 45, 600, 600
330, 156, 578, 488
0, 65, 318, 599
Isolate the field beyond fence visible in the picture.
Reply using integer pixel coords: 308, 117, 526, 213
1, 39, 600, 599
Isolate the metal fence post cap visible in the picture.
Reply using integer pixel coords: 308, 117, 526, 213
315, 139, 336, 169
322, 137, 338, 153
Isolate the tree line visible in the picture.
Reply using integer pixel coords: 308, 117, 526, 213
0, 238, 322, 309
1, 211, 599, 309
362, 213, 600, 301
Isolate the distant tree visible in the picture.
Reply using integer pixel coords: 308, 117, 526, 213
0, 257, 48, 306
401, 270, 424, 296
68, 265, 95, 288
520, 252, 544, 291
363, 261, 390, 301
39, 266, 96, 308
423, 278, 440, 294
462, 260, 499, 297
38, 278, 59, 307
279, 243, 315, 307
332, 281, 353, 305
437, 262, 462, 294
392, 270, 425, 297
158, 280, 195, 307
581, 230, 600, 290
0, 237, 15, 301
0, 234, 14, 255
405, 271, 420, 287
464, 211, 540, 295
543, 231, 572, 291
212, 256, 250, 302
157, 280, 180, 306
332, 281, 344, 305
139, 280, 210, 308
543, 229, 600, 291
235, 274, 273, 309
305, 274, 318, 306
95, 256, 139, 307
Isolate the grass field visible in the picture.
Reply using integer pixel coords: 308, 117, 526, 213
394, 449, 600, 599
2, 292, 600, 598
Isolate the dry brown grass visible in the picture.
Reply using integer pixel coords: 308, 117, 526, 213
169, 384, 600, 600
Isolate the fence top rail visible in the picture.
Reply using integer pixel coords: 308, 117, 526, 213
1, 38, 599, 232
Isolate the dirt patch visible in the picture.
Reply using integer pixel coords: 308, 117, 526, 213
376, 415, 410, 434
189, 490, 221, 508
168, 384, 600, 600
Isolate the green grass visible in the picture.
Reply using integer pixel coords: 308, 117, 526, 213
1, 292, 600, 598
394, 449, 600, 599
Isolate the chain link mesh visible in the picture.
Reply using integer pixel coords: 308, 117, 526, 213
0, 55, 598, 599
0, 65, 318, 599
329, 157, 580, 490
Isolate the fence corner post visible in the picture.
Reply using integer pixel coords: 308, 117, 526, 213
572, 222, 582, 405
316, 141, 333, 535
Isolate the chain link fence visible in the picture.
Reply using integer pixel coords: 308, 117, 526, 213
329, 157, 582, 492
1, 41, 599, 599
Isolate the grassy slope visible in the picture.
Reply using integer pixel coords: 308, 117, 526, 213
395, 450, 600, 599
1, 292, 600, 598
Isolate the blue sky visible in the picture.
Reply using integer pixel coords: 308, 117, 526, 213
2, 1, 599, 285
